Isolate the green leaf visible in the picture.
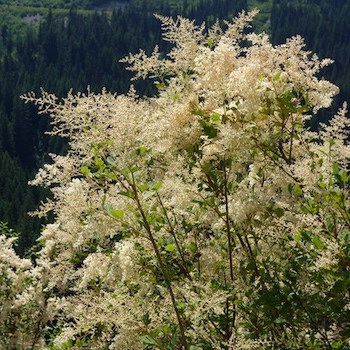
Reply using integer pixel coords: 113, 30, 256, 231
142, 312, 151, 326
293, 232, 302, 242
209, 112, 221, 122
110, 210, 124, 220
200, 121, 218, 138
62, 339, 74, 349
332, 163, 340, 175
95, 157, 104, 167
318, 181, 327, 190
274, 207, 285, 218
141, 335, 157, 345
331, 341, 342, 349
151, 181, 162, 192
108, 172, 118, 181
292, 184, 303, 196
340, 169, 349, 184
201, 162, 212, 174
81, 165, 90, 176
175, 302, 186, 311
165, 244, 176, 252
192, 108, 205, 117
103, 203, 112, 213
118, 191, 135, 199
75, 338, 87, 347
273, 71, 282, 81
106, 157, 116, 167
207, 38, 215, 48
120, 166, 140, 177
136, 146, 147, 156
343, 231, 350, 257
155, 81, 166, 90
274, 316, 287, 324
301, 230, 312, 242
138, 184, 149, 192
188, 242, 197, 252
311, 235, 323, 249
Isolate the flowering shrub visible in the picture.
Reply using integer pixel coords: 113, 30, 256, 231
0, 223, 48, 350
18, 11, 350, 349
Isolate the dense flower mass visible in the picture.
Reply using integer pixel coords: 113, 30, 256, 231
3, 10, 349, 349
0, 227, 48, 349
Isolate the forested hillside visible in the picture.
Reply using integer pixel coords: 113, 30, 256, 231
271, 0, 350, 123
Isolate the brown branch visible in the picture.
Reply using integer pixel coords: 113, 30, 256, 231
130, 173, 189, 350
156, 193, 192, 281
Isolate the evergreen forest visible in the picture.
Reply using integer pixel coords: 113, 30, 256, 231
0, 0, 349, 255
